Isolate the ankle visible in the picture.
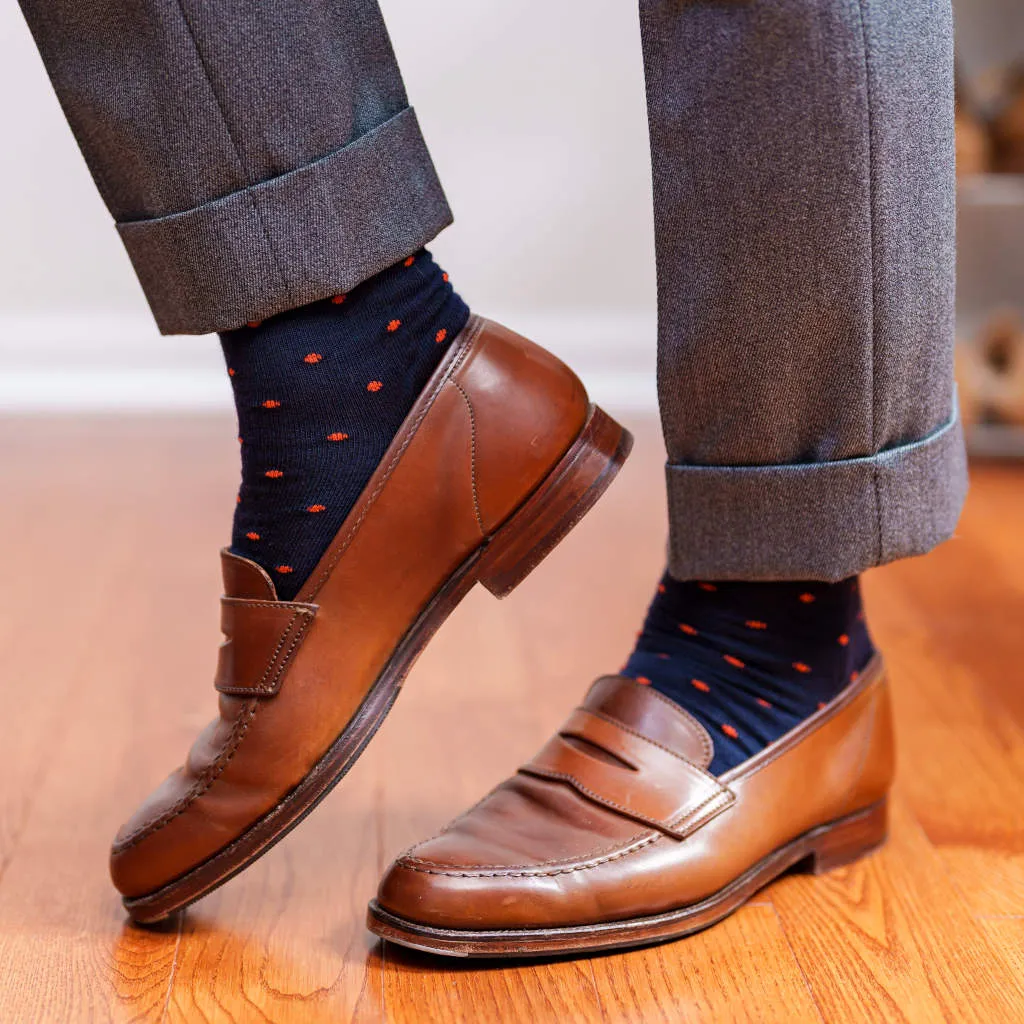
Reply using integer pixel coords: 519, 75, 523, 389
623, 573, 875, 773
222, 249, 469, 599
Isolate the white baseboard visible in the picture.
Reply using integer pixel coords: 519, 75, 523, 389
0, 311, 658, 414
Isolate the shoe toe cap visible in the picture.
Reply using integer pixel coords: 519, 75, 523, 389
374, 778, 636, 931
376, 842, 577, 932
109, 767, 199, 898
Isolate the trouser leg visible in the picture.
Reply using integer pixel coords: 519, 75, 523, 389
640, 0, 966, 581
18, 0, 451, 335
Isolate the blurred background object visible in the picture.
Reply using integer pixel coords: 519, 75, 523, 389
953, 0, 1024, 456
991, 69, 1024, 174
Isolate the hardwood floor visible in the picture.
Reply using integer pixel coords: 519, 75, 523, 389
0, 415, 1021, 1023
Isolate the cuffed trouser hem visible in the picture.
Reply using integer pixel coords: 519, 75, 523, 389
116, 108, 452, 335
666, 403, 968, 582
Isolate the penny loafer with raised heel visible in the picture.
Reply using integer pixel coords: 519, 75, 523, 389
110, 315, 632, 923
369, 656, 894, 957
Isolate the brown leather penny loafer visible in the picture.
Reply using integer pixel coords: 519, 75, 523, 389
369, 656, 893, 957
110, 315, 632, 923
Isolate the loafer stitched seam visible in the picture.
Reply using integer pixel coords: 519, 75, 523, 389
304, 317, 481, 597
394, 829, 671, 878
396, 784, 727, 875
571, 707, 713, 768
111, 700, 260, 853
610, 684, 714, 767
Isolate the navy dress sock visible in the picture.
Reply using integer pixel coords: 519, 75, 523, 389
623, 574, 876, 774
221, 249, 469, 601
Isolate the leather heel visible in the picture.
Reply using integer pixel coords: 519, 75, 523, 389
808, 799, 889, 875
477, 405, 632, 598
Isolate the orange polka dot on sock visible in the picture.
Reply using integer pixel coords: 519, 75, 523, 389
265, 469, 283, 478
386, 319, 401, 332
304, 353, 322, 364
228, 367, 236, 377
247, 320, 262, 329
331, 293, 346, 304
327, 432, 349, 441
621, 570, 874, 774
442, 272, 449, 283
276, 565, 293, 574
307, 504, 326, 513
246, 531, 260, 541
367, 381, 383, 392
635, 675, 652, 685
435, 328, 447, 344
403, 256, 415, 267
262, 399, 281, 409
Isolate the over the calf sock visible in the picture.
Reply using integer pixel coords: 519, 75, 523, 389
622, 574, 876, 774
221, 249, 470, 601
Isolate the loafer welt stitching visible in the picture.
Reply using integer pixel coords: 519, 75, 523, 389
111, 700, 260, 853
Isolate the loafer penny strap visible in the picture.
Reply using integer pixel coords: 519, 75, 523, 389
519, 707, 734, 840
214, 597, 318, 697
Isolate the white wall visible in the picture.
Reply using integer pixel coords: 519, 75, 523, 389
3, 3, 1022, 414
0, 2, 659, 411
